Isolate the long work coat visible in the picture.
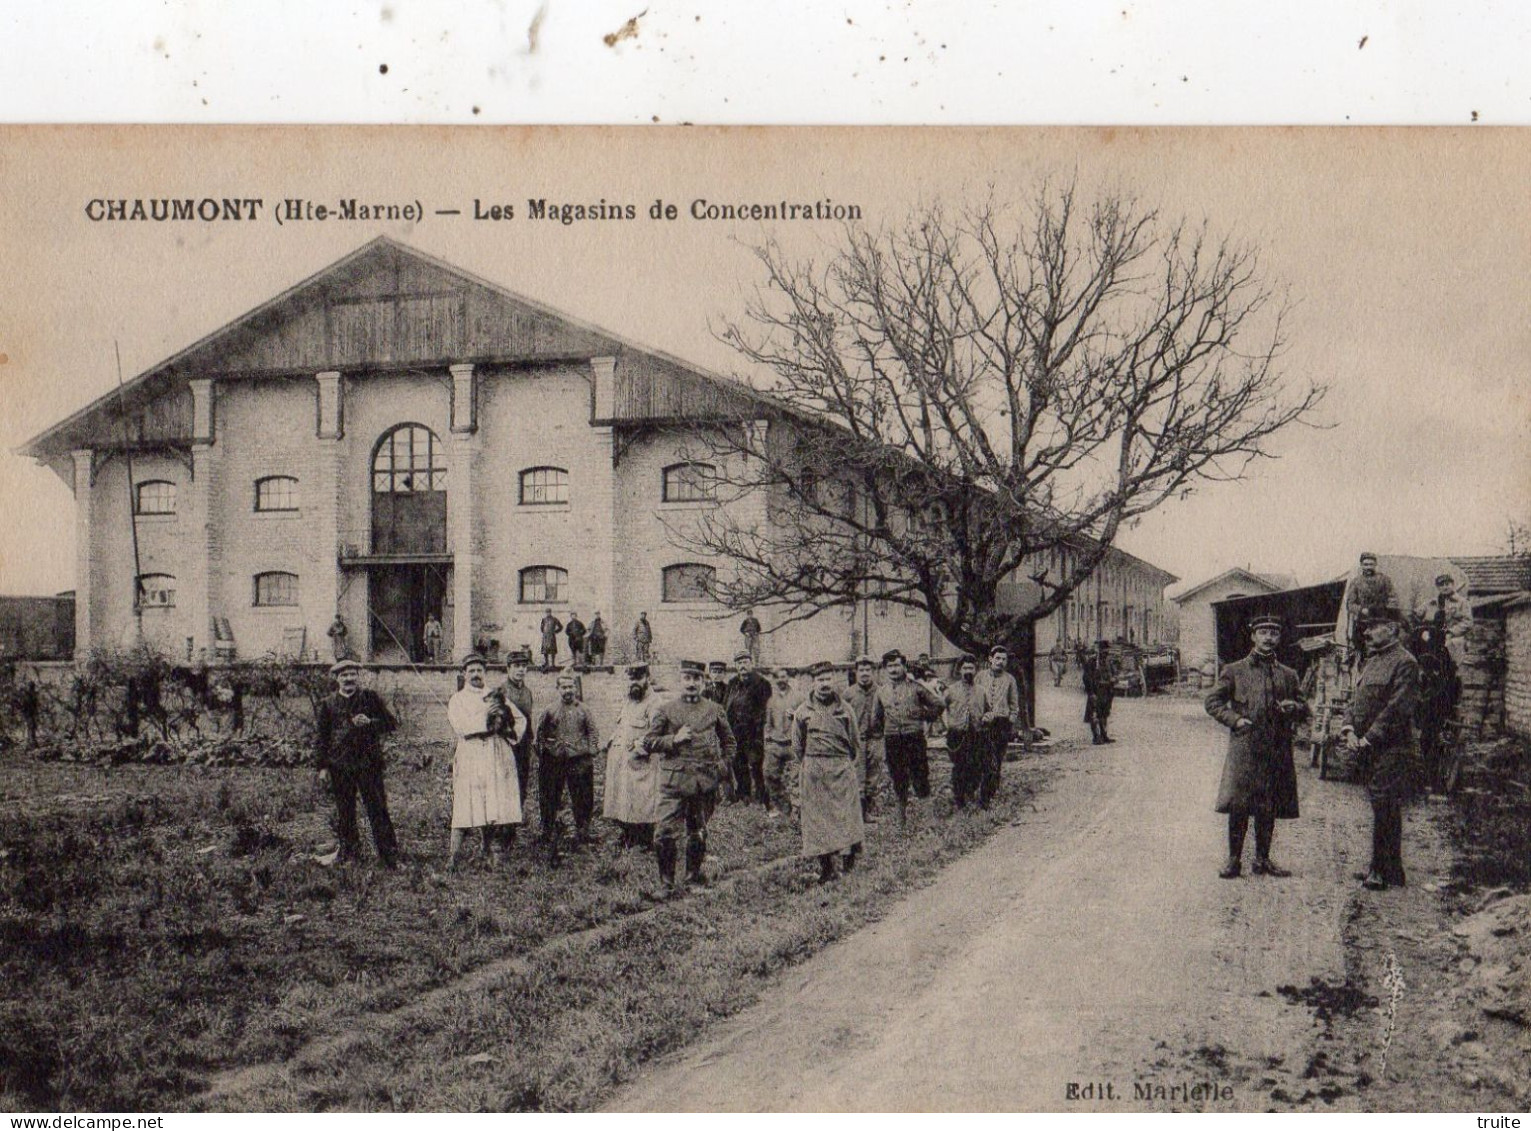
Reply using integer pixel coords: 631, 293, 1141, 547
1344, 640, 1421, 803
1205, 651, 1306, 818
793, 693, 866, 858
447, 687, 524, 828
602, 691, 660, 823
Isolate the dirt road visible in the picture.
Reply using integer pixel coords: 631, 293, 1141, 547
607, 680, 1466, 1112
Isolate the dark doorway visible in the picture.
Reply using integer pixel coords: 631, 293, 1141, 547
369, 564, 448, 662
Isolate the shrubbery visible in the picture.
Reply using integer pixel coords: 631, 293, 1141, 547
0, 647, 414, 767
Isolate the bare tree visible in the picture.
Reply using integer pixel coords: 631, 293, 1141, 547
670, 185, 1326, 665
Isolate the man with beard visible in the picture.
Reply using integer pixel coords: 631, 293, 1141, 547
973, 646, 1022, 806
869, 649, 945, 823
793, 661, 866, 884
447, 653, 524, 868
1342, 608, 1422, 890
315, 659, 400, 868
535, 672, 600, 863
643, 659, 737, 897
498, 647, 535, 811
1205, 616, 1307, 879
725, 651, 774, 806
841, 655, 883, 822
602, 663, 661, 848
942, 654, 983, 809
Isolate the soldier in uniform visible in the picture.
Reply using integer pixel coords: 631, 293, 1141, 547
643, 658, 738, 898
1205, 615, 1308, 879
1341, 608, 1421, 890
762, 668, 799, 819
1082, 640, 1116, 745
314, 659, 399, 867
535, 672, 600, 862
793, 661, 866, 883
725, 651, 773, 806
1345, 552, 1399, 655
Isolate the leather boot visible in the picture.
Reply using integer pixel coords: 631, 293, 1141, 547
685, 839, 708, 886
652, 840, 679, 898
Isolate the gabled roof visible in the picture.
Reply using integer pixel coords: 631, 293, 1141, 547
18, 236, 774, 463
1171, 566, 1288, 605
1450, 556, 1531, 595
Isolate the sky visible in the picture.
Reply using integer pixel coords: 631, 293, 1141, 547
0, 127, 1527, 598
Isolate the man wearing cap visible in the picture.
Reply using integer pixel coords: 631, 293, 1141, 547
1205, 616, 1308, 879
740, 610, 762, 664
315, 659, 400, 867
643, 659, 738, 896
869, 649, 945, 821
633, 612, 654, 663
447, 653, 525, 868
942, 655, 983, 809
974, 646, 1023, 807
1413, 573, 1471, 668
703, 661, 729, 705
539, 608, 563, 671
1412, 574, 1469, 793
762, 668, 800, 819
536, 672, 601, 862
498, 647, 536, 810
1345, 553, 1399, 655
586, 612, 608, 668
1342, 608, 1421, 890
1082, 640, 1116, 745
725, 652, 774, 806
841, 656, 884, 821
565, 612, 587, 671
793, 662, 866, 883
602, 663, 661, 848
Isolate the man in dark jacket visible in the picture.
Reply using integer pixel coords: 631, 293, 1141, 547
564, 613, 587, 670
499, 647, 535, 809
314, 659, 399, 867
724, 651, 773, 806
536, 672, 600, 862
1082, 641, 1116, 744
869, 649, 945, 822
1205, 616, 1308, 879
1342, 608, 1421, 890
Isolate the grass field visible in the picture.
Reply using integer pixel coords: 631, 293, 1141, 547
0, 738, 1053, 1111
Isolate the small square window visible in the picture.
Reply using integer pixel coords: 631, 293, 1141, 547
254, 572, 299, 607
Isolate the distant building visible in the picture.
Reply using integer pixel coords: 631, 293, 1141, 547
1019, 544, 1179, 653
1171, 567, 1291, 670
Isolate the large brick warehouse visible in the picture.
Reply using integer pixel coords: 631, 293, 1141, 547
20, 237, 1179, 669
17, 238, 944, 667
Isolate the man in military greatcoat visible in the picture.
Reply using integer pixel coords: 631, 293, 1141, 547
841, 656, 883, 821
1082, 640, 1116, 745
643, 658, 738, 897
1205, 615, 1308, 879
1341, 608, 1421, 890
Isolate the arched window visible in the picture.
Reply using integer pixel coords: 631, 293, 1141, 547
519, 466, 569, 505
254, 475, 299, 512
137, 573, 176, 609
662, 462, 717, 503
371, 424, 447, 554
519, 566, 568, 604
253, 571, 299, 607
135, 480, 177, 515
662, 563, 717, 603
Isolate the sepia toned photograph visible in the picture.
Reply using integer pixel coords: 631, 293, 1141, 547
0, 126, 1527, 1113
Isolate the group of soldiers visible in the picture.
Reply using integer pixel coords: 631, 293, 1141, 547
1204, 558, 1462, 892
314, 642, 1025, 896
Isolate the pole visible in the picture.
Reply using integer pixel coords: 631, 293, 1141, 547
116, 341, 144, 644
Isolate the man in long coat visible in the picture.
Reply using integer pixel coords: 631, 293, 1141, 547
725, 652, 773, 806
498, 647, 535, 810
602, 663, 660, 848
539, 609, 563, 670
1205, 615, 1307, 879
447, 653, 524, 868
643, 658, 737, 897
793, 661, 866, 883
1342, 608, 1421, 890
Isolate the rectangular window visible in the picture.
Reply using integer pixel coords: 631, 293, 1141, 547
134, 481, 177, 516
519, 467, 570, 505
519, 567, 568, 604
138, 574, 176, 608
662, 563, 717, 603
255, 476, 299, 511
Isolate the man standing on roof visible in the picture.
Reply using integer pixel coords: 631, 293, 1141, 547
1205, 616, 1307, 880
564, 611, 587, 671
633, 612, 654, 663
1345, 552, 1398, 655
740, 609, 762, 664
539, 608, 563, 670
